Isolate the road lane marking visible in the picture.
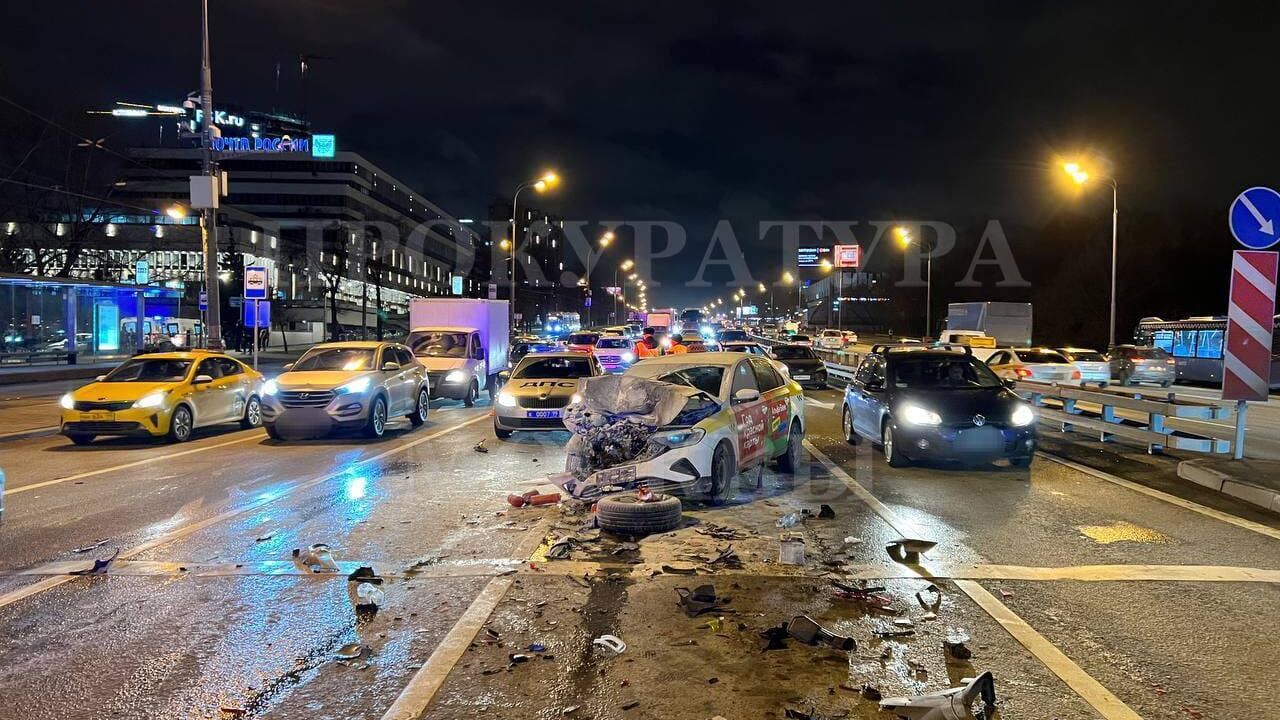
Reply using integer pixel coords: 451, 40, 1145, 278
7, 559, 1280, 585
381, 524, 550, 720
0, 425, 59, 441
805, 398, 834, 409
955, 580, 1142, 720
0, 413, 490, 611
803, 439, 1144, 720
1040, 451, 1280, 541
3, 432, 265, 495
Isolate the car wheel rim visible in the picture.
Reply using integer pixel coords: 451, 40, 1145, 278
175, 409, 191, 439
713, 448, 729, 495
247, 399, 261, 425
418, 392, 428, 420
884, 426, 893, 460
842, 410, 852, 440
374, 402, 385, 434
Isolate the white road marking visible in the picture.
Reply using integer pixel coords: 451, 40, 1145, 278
804, 398, 834, 409
381, 526, 549, 720
0, 425, 59, 440
1039, 451, 1280, 541
803, 440, 1144, 720
0, 413, 490, 611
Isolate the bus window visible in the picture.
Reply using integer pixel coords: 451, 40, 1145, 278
1171, 330, 1197, 358
1152, 330, 1174, 353
1196, 329, 1223, 359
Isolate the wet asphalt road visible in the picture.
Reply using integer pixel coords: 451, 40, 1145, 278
0, 386, 1278, 718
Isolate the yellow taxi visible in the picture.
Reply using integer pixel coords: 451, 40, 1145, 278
59, 351, 265, 445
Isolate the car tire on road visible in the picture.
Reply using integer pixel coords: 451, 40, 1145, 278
1011, 455, 1033, 468
409, 387, 429, 427
774, 421, 802, 473
597, 493, 683, 535
841, 406, 858, 445
708, 441, 736, 505
67, 433, 94, 446
167, 405, 194, 443
487, 375, 498, 402
240, 396, 262, 429
364, 395, 387, 438
463, 381, 478, 408
883, 421, 909, 468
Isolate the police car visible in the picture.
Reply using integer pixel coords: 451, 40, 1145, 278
494, 351, 604, 438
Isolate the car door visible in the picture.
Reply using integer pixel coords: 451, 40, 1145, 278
848, 356, 878, 438
378, 346, 407, 414
858, 356, 889, 439
749, 357, 793, 459
216, 357, 250, 421
469, 332, 486, 387
729, 359, 768, 467
190, 357, 230, 425
395, 346, 421, 409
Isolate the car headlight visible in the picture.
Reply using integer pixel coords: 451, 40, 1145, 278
445, 370, 467, 383
1011, 404, 1035, 427
621, 351, 635, 363
498, 391, 518, 407
263, 380, 279, 396
60, 393, 75, 410
902, 404, 942, 426
337, 376, 372, 395
134, 391, 168, 409
653, 428, 705, 448
570, 393, 583, 405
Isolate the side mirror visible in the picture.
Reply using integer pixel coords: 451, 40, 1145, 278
282, 362, 294, 372
864, 379, 884, 391
95, 375, 106, 382
382, 362, 401, 372
498, 370, 511, 381
732, 388, 761, 404
193, 374, 214, 385
1003, 378, 1018, 389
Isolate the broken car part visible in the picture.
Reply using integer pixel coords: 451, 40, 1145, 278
886, 538, 938, 564
879, 671, 996, 720
786, 615, 856, 651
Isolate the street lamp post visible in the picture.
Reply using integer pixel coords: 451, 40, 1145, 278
508, 171, 559, 333
894, 226, 932, 338
1063, 162, 1119, 348
197, 0, 223, 351
615, 259, 633, 324
585, 230, 613, 327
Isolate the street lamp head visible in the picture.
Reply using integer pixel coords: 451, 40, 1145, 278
165, 205, 187, 220
894, 225, 912, 248
820, 259, 833, 271
499, 238, 512, 250
620, 259, 634, 270
757, 283, 766, 292
782, 271, 794, 284
541, 171, 560, 186
1062, 161, 1090, 185
533, 180, 547, 193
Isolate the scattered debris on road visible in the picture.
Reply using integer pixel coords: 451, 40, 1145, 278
69, 548, 118, 575
879, 670, 996, 719
786, 615, 856, 651
293, 543, 340, 573
886, 537, 938, 564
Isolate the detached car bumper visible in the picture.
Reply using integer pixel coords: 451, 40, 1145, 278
893, 423, 1037, 464
61, 407, 172, 437
569, 441, 715, 499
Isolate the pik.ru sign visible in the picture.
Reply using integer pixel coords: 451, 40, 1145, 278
211, 135, 311, 154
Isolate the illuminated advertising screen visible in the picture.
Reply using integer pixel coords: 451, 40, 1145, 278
797, 247, 831, 267
95, 303, 120, 352
834, 244, 861, 268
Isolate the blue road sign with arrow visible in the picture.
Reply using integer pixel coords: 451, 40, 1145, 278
1229, 186, 1280, 249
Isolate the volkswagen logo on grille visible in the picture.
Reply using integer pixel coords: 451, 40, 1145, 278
972, 414, 986, 427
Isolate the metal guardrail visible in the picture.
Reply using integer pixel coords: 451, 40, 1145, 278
1014, 380, 1245, 457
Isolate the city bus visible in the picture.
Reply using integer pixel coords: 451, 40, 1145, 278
1134, 315, 1280, 388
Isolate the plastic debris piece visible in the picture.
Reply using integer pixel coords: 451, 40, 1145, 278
254, 531, 276, 542
676, 584, 729, 617
621, 701, 640, 711
786, 615, 856, 651
529, 643, 547, 653
334, 643, 364, 660
508, 653, 532, 664
562, 706, 580, 715
72, 539, 109, 553
944, 640, 973, 660
818, 504, 836, 519
473, 439, 488, 453
592, 634, 626, 655
879, 671, 996, 720
355, 582, 384, 610
886, 538, 937, 564
702, 616, 724, 632
779, 535, 806, 565
862, 684, 883, 701
874, 629, 915, 639
775, 512, 802, 529
843, 536, 864, 546
70, 548, 118, 576
916, 583, 943, 612
998, 589, 1015, 598
761, 623, 789, 651
294, 543, 340, 573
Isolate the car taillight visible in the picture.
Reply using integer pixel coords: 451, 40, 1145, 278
1015, 367, 1033, 378
1166, 359, 1175, 365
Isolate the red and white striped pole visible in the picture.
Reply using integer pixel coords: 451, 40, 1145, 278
1223, 250, 1278, 458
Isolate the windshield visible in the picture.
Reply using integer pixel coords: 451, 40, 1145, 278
790, 335, 811, 343
1065, 350, 1106, 362
104, 358, 192, 382
653, 366, 725, 396
717, 330, 748, 342
407, 331, 469, 358
1015, 350, 1069, 364
772, 345, 817, 360
890, 356, 1003, 389
567, 333, 600, 345
513, 357, 594, 379
293, 347, 376, 372
596, 338, 630, 349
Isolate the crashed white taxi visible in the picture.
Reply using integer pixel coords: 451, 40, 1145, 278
563, 353, 806, 503
493, 351, 603, 437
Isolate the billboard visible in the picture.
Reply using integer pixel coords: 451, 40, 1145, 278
797, 247, 832, 267
834, 244, 861, 268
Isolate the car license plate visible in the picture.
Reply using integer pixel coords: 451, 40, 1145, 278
793, 374, 810, 380
80, 411, 112, 421
593, 464, 637, 485
528, 410, 561, 419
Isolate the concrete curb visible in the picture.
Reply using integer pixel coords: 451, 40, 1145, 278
1177, 460, 1280, 513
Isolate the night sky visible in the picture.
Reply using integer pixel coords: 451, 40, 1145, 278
2, 1, 1278, 334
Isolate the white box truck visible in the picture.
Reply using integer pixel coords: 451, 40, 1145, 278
407, 299, 510, 406
944, 302, 1033, 347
